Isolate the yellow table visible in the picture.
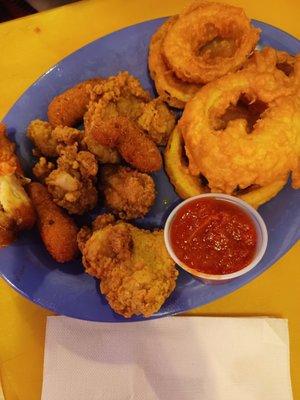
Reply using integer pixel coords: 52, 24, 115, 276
0, 1, 299, 399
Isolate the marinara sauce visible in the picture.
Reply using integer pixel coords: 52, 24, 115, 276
170, 198, 257, 275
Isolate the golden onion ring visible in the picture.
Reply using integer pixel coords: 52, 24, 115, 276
164, 127, 288, 209
243, 47, 300, 87
179, 70, 300, 193
148, 18, 201, 108
162, 1, 260, 84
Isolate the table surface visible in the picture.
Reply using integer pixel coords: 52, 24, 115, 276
0, 0, 299, 399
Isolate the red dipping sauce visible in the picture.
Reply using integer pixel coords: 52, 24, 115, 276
170, 198, 257, 275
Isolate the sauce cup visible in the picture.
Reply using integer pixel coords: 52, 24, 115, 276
164, 193, 268, 284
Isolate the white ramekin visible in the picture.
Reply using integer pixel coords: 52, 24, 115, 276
164, 193, 268, 284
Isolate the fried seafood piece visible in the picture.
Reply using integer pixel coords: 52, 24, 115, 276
88, 71, 151, 117
164, 126, 289, 208
80, 218, 178, 318
77, 213, 117, 253
87, 113, 162, 172
0, 124, 36, 247
45, 144, 98, 214
100, 224, 178, 318
162, 1, 260, 84
0, 211, 16, 247
81, 220, 133, 279
148, 17, 201, 108
100, 165, 155, 219
27, 119, 83, 157
28, 182, 79, 262
137, 98, 176, 145
84, 71, 163, 172
32, 157, 55, 182
179, 70, 300, 194
83, 131, 120, 164
47, 78, 103, 127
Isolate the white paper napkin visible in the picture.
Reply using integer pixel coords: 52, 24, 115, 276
41, 316, 293, 400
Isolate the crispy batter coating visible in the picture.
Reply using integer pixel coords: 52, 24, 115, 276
27, 120, 57, 157
0, 123, 23, 176
0, 174, 36, 231
45, 144, 98, 214
101, 166, 155, 219
138, 98, 176, 145
88, 71, 151, 114
92, 213, 116, 231
243, 47, 300, 87
84, 71, 162, 172
87, 112, 162, 172
164, 126, 288, 208
101, 224, 177, 318
162, 1, 260, 84
82, 222, 133, 279
27, 119, 83, 157
47, 78, 103, 127
0, 124, 36, 240
80, 218, 178, 318
148, 17, 201, 108
0, 211, 16, 247
77, 213, 117, 253
179, 70, 300, 193
28, 182, 79, 262
32, 157, 55, 182
77, 226, 92, 254
83, 131, 120, 164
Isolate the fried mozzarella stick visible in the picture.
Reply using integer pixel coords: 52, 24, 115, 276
28, 182, 79, 262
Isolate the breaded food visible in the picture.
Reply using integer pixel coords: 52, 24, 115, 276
80, 218, 178, 318
88, 71, 151, 117
0, 174, 36, 231
83, 131, 120, 164
81, 222, 133, 279
100, 165, 155, 219
84, 71, 163, 172
46, 144, 98, 214
47, 78, 103, 127
243, 47, 300, 87
0, 124, 36, 245
0, 211, 16, 247
179, 70, 300, 194
88, 113, 162, 172
27, 120, 57, 157
148, 17, 201, 108
100, 223, 177, 318
137, 98, 176, 145
162, 1, 260, 84
27, 119, 83, 157
164, 126, 289, 208
77, 213, 117, 253
92, 213, 116, 231
32, 157, 55, 182
28, 182, 79, 262
113, 117, 162, 172
85, 71, 150, 138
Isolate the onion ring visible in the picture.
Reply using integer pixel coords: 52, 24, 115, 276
179, 70, 300, 194
243, 47, 300, 87
164, 127, 289, 208
162, 1, 260, 84
148, 18, 201, 108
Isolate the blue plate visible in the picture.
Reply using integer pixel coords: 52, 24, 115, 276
1, 18, 299, 322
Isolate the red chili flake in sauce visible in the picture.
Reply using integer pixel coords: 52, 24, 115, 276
170, 198, 257, 275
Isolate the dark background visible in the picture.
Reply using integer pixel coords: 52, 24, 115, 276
0, 0, 77, 22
